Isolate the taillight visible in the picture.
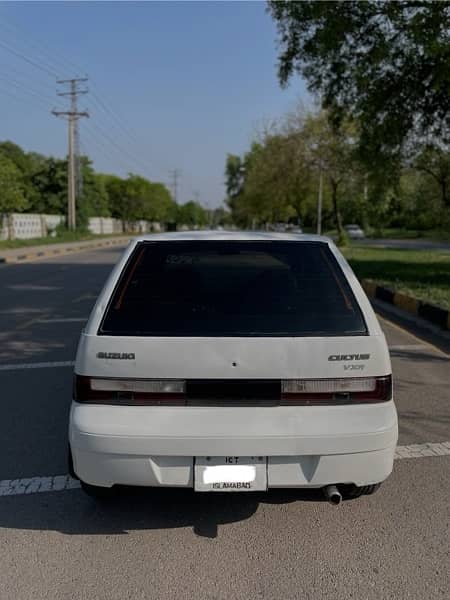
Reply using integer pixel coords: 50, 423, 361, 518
281, 375, 392, 405
74, 375, 186, 405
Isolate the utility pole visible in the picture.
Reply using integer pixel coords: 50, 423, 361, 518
52, 78, 89, 231
169, 168, 181, 203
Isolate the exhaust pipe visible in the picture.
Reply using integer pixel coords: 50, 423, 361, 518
323, 485, 342, 505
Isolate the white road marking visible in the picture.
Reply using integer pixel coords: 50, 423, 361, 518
1, 442, 449, 498
0, 309, 46, 315
388, 344, 430, 351
394, 441, 450, 459
8, 285, 61, 291
36, 318, 86, 323
0, 360, 74, 371
0, 475, 80, 497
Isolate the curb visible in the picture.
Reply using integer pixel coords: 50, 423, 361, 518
361, 279, 450, 331
0, 237, 130, 265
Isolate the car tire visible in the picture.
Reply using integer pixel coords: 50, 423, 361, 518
80, 480, 115, 500
340, 483, 381, 499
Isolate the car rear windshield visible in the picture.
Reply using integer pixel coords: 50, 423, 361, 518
99, 240, 367, 337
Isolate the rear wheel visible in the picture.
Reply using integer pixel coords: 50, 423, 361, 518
340, 483, 381, 499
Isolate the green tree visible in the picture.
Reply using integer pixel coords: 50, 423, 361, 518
103, 174, 127, 221
413, 144, 450, 208
147, 182, 176, 223
302, 113, 359, 239
177, 201, 208, 227
211, 206, 233, 227
225, 154, 245, 199
268, 1, 450, 163
29, 157, 67, 215
79, 158, 111, 221
0, 154, 27, 213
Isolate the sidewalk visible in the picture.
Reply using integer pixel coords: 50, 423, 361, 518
0, 236, 131, 264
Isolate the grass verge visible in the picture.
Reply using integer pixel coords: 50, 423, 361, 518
342, 246, 450, 310
0, 231, 130, 251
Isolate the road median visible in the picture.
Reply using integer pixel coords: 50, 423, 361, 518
0, 236, 130, 265
362, 279, 450, 331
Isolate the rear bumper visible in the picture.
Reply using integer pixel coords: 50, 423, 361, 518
69, 401, 398, 488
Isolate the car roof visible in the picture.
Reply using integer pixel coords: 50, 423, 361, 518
132, 230, 333, 243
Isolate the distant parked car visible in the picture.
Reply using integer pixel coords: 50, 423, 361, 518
345, 224, 365, 239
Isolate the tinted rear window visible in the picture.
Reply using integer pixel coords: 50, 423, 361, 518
99, 241, 367, 337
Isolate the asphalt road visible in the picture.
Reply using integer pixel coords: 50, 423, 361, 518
357, 237, 450, 250
0, 246, 449, 600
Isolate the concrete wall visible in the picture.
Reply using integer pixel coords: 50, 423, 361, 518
87, 217, 124, 235
0, 213, 162, 240
0, 214, 65, 241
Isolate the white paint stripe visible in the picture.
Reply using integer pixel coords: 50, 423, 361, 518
0, 309, 46, 315
8, 285, 61, 291
0, 360, 74, 372
389, 344, 429, 351
394, 441, 450, 459
0, 475, 80, 497
37, 318, 86, 323
1, 442, 449, 498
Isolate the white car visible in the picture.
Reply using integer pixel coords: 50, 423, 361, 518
69, 231, 397, 504
345, 224, 365, 239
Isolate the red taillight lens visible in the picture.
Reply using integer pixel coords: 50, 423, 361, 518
281, 375, 392, 405
74, 375, 186, 405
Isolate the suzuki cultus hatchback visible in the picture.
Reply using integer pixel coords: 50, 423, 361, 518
69, 232, 397, 504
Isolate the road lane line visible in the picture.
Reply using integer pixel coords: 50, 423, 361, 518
0, 476, 80, 496
388, 344, 430, 351
8, 285, 62, 291
394, 441, 450, 459
0, 360, 74, 371
1, 442, 449, 498
36, 318, 86, 323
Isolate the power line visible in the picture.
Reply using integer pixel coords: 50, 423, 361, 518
0, 21, 174, 183
88, 120, 153, 176
0, 16, 84, 77
0, 84, 50, 113
0, 22, 150, 168
82, 126, 135, 174
0, 73, 55, 105
89, 88, 143, 150
0, 62, 57, 94
0, 39, 58, 78
0, 18, 199, 199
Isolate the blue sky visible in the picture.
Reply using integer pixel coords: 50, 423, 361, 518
0, 1, 308, 207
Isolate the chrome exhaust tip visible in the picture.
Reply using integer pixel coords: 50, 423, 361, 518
323, 484, 342, 505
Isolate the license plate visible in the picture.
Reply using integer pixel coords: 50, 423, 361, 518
194, 456, 267, 492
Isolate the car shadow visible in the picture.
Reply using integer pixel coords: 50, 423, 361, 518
0, 487, 328, 539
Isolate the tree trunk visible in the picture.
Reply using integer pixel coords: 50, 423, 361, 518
441, 178, 448, 207
331, 181, 343, 235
